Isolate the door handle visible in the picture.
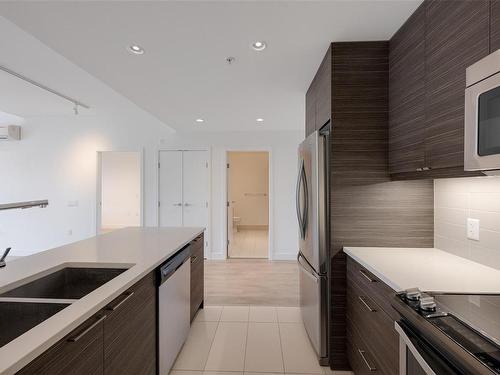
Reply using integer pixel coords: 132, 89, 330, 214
297, 252, 319, 283
359, 269, 377, 283
184, 203, 192, 207
295, 160, 304, 237
173, 203, 182, 206
105, 291, 134, 312
68, 314, 107, 342
358, 296, 377, 312
358, 349, 377, 371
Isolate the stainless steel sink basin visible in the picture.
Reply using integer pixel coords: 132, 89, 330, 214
0, 267, 128, 300
0, 301, 70, 347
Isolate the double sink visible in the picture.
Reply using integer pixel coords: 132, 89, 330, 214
0, 266, 129, 348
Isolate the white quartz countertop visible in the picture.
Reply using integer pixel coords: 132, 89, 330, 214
0, 226, 204, 375
344, 247, 500, 294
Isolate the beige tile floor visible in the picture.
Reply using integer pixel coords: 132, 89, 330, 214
228, 229, 269, 258
170, 306, 352, 375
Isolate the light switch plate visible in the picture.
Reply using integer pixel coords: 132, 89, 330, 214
467, 218, 480, 241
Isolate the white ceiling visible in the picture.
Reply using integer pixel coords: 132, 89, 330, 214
0, 1, 421, 132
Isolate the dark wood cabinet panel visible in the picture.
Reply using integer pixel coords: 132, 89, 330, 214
492, 1, 500, 52
346, 316, 383, 375
305, 77, 317, 137
315, 47, 332, 130
190, 234, 204, 322
346, 257, 398, 375
424, 0, 489, 170
389, 3, 426, 174
103, 273, 156, 375
18, 314, 105, 375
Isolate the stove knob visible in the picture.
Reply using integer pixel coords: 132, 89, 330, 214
420, 296, 437, 312
405, 288, 421, 301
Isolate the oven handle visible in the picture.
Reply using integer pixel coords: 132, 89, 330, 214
395, 321, 437, 375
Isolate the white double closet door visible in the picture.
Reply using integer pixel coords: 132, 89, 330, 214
159, 150, 209, 254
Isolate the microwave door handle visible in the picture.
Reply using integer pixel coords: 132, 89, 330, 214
296, 159, 304, 238
395, 322, 437, 375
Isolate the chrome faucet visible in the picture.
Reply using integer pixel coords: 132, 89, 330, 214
0, 248, 11, 268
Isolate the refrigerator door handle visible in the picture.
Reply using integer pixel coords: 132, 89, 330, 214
296, 159, 304, 238
297, 251, 319, 283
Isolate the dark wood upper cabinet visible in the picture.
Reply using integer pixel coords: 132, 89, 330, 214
389, 3, 426, 174
305, 76, 317, 137
103, 273, 156, 375
491, 0, 500, 52
424, 0, 489, 170
388, 0, 490, 177
305, 46, 332, 137
17, 314, 105, 375
315, 48, 332, 130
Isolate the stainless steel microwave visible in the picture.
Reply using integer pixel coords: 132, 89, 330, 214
465, 49, 500, 175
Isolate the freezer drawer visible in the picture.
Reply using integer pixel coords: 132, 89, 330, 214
298, 252, 328, 362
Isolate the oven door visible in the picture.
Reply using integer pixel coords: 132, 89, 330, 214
395, 321, 461, 375
465, 72, 500, 172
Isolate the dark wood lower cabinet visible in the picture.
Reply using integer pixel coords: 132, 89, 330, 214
346, 256, 398, 375
190, 234, 204, 322
17, 272, 157, 375
103, 273, 156, 375
17, 313, 105, 375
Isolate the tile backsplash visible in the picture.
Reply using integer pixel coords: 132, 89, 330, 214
435, 176, 500, 270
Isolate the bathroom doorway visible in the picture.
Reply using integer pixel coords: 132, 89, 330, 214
226, 151, 270, 258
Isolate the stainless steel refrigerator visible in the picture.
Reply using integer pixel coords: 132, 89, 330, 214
296, 126, 330, 365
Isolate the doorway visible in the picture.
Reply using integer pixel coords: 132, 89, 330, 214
227, 151, 270, 259
97, 151, 143, 234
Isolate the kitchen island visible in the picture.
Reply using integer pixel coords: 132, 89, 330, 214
0, 227, 204, 375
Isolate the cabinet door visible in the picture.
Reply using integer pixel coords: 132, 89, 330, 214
17, 314, 105, 375
315, 47, 331, 130
305, 77, 317, 137
425, 0, 489, 170
190, 234, 204, 321
159, 151, 183, 226
103, 273, 156, 375
491, 0, 500, 52
389, 3, 426, 174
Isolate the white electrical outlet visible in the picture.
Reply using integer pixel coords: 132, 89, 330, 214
467, 218, 480, 241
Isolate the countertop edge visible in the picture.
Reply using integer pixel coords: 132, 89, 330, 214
343, 247, 405, 292
0, 227, 204, 375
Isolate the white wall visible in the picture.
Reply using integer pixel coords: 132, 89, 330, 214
435, 176, 500, 270
100, 151, 141, 229
0, 17, 303, 260
228, 151, 269, 227
159, 130, 302, 260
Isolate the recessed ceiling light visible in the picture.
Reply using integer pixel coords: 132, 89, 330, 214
195, 118, 204, 123
252, 41, 267, 51
128, 44, 145, 55
256, 118, 264, 122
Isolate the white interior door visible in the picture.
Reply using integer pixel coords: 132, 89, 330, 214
159, 151, 183, 226
182, 151, 209, 230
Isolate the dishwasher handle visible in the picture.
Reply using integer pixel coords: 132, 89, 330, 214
159, 245, 191, 285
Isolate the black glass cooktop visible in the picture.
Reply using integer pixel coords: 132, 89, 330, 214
423, 294, 500, 374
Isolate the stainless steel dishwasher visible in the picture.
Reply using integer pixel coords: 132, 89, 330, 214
158, 245, 191, 375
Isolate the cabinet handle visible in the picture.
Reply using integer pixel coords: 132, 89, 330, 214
359, 269, 377, 283
106, 291, 134, 312
68, 315, 107, 342
358, 296, 377, 312
358, 349, 377, 371
191, 255, 198, 264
